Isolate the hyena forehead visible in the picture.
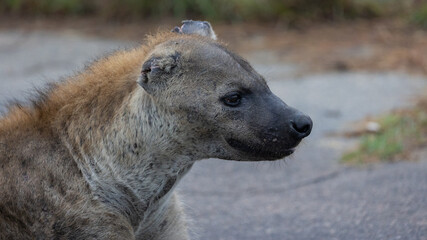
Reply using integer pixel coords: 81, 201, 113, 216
147, 36, 268, 92
159, 38, 262, 76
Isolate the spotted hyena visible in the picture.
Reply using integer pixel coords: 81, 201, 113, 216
0, 21, 312, 239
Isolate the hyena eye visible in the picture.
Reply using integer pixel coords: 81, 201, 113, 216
222, 92, 242, 107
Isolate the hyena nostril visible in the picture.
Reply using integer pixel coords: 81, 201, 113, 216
290, 115, 313, 138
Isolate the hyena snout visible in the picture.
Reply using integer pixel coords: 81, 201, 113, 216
229, 94, 313, 161
289, 113, 313, 139
259, 94, 312, 143
259, 105, 312, 148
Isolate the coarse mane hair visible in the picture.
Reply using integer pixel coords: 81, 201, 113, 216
0, 31, 190, 133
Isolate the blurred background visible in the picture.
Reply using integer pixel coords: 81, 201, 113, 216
0, 0, 426, 239
1, 0, 426, 25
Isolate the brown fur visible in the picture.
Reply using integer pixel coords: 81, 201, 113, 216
0, 26, 311, 239
0, 32, 194, 240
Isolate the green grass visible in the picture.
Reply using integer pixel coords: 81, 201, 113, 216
0, 0, 386, 22
7, 0, 427, 26
410, 3, 427, 28
342, 107, 427, 164
0, 0, 94, 15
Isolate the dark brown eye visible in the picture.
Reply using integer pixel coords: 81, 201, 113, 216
222, 92, 242, 107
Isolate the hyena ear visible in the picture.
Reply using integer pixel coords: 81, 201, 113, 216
137, 52, 180, 95
172, 20, 217, 40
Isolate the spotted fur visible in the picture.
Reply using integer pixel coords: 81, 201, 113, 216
0, 25, 311, 239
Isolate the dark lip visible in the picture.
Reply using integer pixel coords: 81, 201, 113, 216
226, 138, 295, 161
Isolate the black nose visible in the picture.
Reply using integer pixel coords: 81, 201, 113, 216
290, 115, 313, 139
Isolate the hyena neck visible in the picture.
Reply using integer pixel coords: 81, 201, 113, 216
61, 87, 195, 228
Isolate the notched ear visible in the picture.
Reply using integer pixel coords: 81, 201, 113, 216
137, 52, 181, 94
171, 20, 217, 40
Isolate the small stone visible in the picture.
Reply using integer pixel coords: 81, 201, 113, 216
366, 121, 381, 133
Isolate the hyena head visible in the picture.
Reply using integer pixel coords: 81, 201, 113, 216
137, 21, 312, 161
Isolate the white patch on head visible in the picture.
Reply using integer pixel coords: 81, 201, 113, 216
173, 20, 217, 40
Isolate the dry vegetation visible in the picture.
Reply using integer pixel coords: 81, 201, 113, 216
342, 99, 427, 164
222, 20, 427, 76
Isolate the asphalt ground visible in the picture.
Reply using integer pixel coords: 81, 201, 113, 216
0, 30, 426, 240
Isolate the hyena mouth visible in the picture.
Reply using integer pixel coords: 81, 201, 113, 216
226, 138, 295, 160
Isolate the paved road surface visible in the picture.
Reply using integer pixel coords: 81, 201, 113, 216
0, 30, 426, 240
